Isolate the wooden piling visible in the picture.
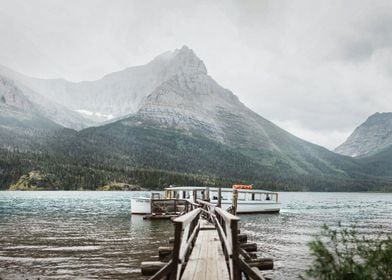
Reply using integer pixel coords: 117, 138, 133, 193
141, 261, 167, 276
238, 233, 247, 243
246, 258, 274, 270
240, 242, 258, 252
232, 189, 238, 215
158, 246, 172, 262
217, 187, 222, 208
248, 252, 257, 259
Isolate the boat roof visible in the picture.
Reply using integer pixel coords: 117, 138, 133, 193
164, 186, 277, 194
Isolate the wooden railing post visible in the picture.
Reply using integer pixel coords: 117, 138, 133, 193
217, 187, 222, 208
231, 218, 240, 280
205, 187, 210, 202
170, 222, 182, 280
232, 189, 238, 215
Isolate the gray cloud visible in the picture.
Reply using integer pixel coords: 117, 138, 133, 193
0, 0, 391, 149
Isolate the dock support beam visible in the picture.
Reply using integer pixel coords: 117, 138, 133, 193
217, 187, 222, 208
232, 189, 238, 215
231, 217, 241, 280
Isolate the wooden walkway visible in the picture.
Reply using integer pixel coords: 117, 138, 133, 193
182, 221, 229, 280
141, 198, 273, 280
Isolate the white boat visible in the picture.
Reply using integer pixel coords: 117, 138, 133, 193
131, 185, 280, 214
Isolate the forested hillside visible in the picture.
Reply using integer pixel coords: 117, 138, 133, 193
1, 123, 391, 191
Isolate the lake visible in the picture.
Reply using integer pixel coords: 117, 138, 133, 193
0, 191, 391, 279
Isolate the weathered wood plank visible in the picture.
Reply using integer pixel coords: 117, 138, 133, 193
200, 219, 216, 231
182, 226, 229, 280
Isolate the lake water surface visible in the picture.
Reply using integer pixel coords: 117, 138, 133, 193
0, 191, 391, 279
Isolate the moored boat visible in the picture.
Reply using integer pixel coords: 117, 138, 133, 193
131, 185, 280, 214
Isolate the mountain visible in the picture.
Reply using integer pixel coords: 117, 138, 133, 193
0, 65, 95, 129
335, 112, 392, 157
357, 145, 392, 178
0, 75, 63, 149
4, 46, 208, 122
126, 55, 358, 177
1, 46, 391, 191
50, 46, 379, 190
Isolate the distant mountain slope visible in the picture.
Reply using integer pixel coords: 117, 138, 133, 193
0, 66, 95, 129
53, 47, 372, 187
46, 114, 385, 192
0, 75, 63, 149
335, 112, 392, 157
357, 145, 392, 178
4, 46, 208, 122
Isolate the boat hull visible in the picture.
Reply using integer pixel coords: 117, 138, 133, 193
131, 198, 280, 214
219, 201, 280, 214
131, 197, 151, 214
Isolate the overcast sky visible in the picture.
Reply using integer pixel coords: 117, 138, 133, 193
1, 0, 391, 150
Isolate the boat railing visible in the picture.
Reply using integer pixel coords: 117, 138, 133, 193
150, 199, 198, 215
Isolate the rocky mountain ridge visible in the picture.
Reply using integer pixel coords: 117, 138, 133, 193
335, 112, 392, 157
0, 66, 94, 130
5, 46, 208, 122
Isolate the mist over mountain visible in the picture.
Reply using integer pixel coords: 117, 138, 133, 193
5, 46, 208, 123
0, 75, 63, 150
0, 66, 94, 130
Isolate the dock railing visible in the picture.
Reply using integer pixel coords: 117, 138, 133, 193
198, 200, 265, 280
148, 199, 266, 280
149, 207, 202, 280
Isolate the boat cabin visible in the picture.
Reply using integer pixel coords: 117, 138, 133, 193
164, 186, 279, 203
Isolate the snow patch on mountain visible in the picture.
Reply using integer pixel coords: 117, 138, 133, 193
76, 109, 114, 121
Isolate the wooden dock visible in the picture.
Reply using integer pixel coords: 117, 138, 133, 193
141, 198, 273, 280
182, 220, 229, 280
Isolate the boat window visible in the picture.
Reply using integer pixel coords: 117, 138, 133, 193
251, 193, 255, 200
238, 192, 246, 200
255, 193, 261, 201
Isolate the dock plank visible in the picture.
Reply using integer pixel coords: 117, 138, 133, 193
182, 223, 229, 280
